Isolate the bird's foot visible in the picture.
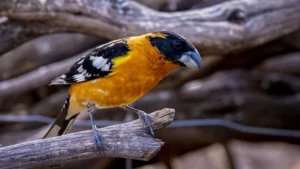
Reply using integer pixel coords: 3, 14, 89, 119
138, 111, 155, 137
92, 125, 104, 155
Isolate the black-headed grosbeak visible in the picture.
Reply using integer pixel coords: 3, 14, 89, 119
44, 31, 202, 153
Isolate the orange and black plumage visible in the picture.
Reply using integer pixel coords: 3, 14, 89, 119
44, 31, 202, 148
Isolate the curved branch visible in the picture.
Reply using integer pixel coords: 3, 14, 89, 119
0, 0, 299, 55
0, 108, 175, 169
257, 52, 300, 76
0, 33, 104, 80
0, 54, 83, 98
136, 70, 300, 129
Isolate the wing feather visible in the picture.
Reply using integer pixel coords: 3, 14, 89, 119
50, 39, 129, 85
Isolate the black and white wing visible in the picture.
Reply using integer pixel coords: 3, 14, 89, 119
50, 39, 129, 85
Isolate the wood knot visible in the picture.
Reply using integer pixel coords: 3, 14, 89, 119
228, 9, 246, 24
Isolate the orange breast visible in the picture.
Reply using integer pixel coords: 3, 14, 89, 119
68, 34, 180, 109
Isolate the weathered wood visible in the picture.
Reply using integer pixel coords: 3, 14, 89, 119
0, 108, 175, 169
0, 0, 300, 55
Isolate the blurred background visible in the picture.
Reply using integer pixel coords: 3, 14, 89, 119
1, 0, 300, 169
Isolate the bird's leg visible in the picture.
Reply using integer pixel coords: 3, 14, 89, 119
86, 102, 104, 155
121, 105, 155, 137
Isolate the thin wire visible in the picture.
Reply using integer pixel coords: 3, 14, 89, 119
0, 115, 120, 126
1, 115, 300, 138
170, 119, 300, 138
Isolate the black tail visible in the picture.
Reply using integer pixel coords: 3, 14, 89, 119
43, 95, 79, 139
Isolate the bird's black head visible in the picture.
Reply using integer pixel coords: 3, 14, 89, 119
147, 31, 202, 68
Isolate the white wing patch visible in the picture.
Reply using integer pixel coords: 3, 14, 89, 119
73, 74, 86, 82
101, 63, 111, 71
77, 59, 84, 65
77, 65, 84, 72
51, 38, 128, 84
90, 56, 108, 69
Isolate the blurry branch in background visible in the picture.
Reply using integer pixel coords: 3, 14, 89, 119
0, 33, 105, 80
133, 70, 300, 143
0, 0, 300, 55
0, 54, 81, 98
0, 109, 175, 169
1, 69, 300, 146
256, 52, 300, 76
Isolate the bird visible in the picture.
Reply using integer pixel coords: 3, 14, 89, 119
43, 31, 202, 153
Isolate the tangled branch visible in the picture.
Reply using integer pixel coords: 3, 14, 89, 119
0, 0, 300, 55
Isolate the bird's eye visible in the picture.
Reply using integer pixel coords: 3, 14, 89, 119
173, 40, 183, 49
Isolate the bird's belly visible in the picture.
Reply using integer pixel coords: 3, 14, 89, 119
69, 74, 161, 108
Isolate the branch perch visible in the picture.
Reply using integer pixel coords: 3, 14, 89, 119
0, 108, 175, 169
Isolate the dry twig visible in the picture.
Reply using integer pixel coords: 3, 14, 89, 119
0, 108, 175, 169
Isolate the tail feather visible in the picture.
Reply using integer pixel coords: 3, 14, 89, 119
43, 95, 79, 139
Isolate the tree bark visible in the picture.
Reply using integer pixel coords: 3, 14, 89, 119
0, 0, 300, 55
0, 108, 175, 169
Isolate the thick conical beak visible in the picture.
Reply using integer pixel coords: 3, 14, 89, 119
178, 51, 202, 68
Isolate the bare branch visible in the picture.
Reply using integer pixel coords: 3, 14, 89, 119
0, 54, 83, 98
136, 70, 300, 129
257, 52, 300, 76
0, 33, 104, 80
0, 0, 299, 55
0, 108, 175, 169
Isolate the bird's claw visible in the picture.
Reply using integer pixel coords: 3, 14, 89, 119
139, 111, 155, 137
92, 125, 104, 155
